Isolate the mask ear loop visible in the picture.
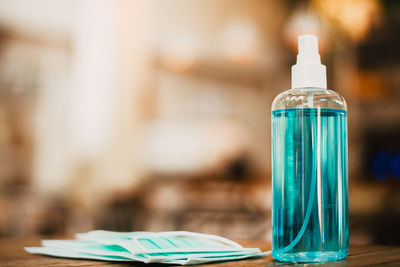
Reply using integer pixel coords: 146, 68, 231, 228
273, 108, 318, 255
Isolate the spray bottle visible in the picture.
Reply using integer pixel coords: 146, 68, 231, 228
271, 35, 349, 262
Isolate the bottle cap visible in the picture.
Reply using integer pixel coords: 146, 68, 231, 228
291, 34, 326, 89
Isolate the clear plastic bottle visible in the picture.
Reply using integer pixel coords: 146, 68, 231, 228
271, 35, 349, 263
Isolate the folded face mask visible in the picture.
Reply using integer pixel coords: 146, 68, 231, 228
25, 230, 270, 265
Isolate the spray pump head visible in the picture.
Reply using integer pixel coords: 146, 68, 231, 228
291, 34, 327, 89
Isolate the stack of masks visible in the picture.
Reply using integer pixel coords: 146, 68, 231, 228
25, 230, 268, 265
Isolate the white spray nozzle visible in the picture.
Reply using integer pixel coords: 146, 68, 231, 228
298, 35, 318, 55
292, 34, 326, 89
297, 34, 321, 65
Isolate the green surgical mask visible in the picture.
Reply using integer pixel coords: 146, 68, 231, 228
25, 231, 270, 265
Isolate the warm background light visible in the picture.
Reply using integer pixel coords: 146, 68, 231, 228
0, 0, 399, 247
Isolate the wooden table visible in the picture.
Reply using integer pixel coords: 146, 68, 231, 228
1, 237, 400, 266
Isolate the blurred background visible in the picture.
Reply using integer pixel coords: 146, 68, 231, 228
0, 0, 399, 246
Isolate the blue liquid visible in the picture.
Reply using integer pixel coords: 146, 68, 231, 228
271, 108, 348, 263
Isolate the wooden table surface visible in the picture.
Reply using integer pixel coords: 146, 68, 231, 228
1, 237, 400, 266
